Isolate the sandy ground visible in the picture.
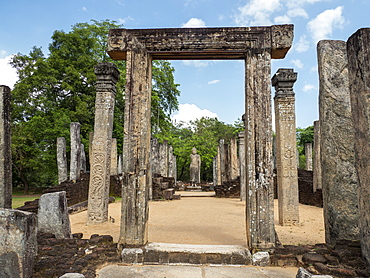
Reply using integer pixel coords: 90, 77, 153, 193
70, 194, 325, 246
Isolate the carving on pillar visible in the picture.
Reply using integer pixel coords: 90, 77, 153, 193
273, 68, 299, 226
87, 62, 119, 225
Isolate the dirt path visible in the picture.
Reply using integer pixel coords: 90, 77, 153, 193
70, 197, 324, 246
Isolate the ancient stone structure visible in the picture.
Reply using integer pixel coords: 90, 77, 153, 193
70, 122, 81, 182
313, 121, 322, 192
150, 138, 160, 175
37, 191, 71, 239
118, 154, 123, 174
0, 209, 37, 278
190, 147, 201, 183
57, 137, 68, 184
0, 86, 12, 209
107, 24, 293, 248
110, 138, 118, 175
347, 28, 370, 265
87, 63, 119, 225
80, 144, 86, 173
230, 137, 239, 180
159, 140, 169, 177
272, 68, 299, 225
317, 40, 359, 245
305, 143, 313, 171
168, 145, 176, 182
218, 139, 225, 184
238, 131, 246, 201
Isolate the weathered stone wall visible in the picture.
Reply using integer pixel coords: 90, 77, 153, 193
347, 28, 370, 266
317, 40, 359, 245
0, 209, 37, 278
0, 85, 12, 209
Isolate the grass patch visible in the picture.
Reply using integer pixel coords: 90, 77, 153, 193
12, 196, 41, 209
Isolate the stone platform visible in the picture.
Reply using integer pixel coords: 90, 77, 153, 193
121, 243, 251, 265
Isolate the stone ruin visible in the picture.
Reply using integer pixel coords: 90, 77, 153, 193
2, 26, 370, 277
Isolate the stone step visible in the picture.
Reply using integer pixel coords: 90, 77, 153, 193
121, 242, 252, 265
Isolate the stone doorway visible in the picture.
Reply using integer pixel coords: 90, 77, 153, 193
106, 25, 293, 249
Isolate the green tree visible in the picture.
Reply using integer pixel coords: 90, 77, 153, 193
296, 125, 314, 169
10, 20, 180, 191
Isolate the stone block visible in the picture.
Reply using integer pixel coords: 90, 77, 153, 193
296, 267, 333, 278
38, 191, 72, 239
252, 251, 270, 266
59, 274, 85, 278
121, 248, 144, 264
0, 209, 37, 278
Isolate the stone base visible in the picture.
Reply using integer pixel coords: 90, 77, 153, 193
185, 185, 202, 192
121, 243, 252, 265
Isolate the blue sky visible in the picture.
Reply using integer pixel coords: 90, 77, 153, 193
0, 0, 369, 128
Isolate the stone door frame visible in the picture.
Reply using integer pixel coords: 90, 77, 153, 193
107, 25, 293, 248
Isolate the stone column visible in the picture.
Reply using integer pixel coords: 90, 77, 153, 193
313, 121, 322, 192
120, 49, 152, 247
230, 137, 239, 180
168, 145, 176, 180
217, 140, 223, 185
118, 154, 123, 174
245, 51, 275, 248
38, 191, 71, 239
0, 209, 37, 278
87, 63, 119, 224
57, 137, 68, 184
80, 143, 86, 173
347, 28, 370, 265
305, 143, 313, 171
70, 122, 81, 182
159, 140, 169, 177
318, 40, 359, 245
0, 86, 11, 209
150, 138, 160, 175
272, 68, 299, 226
111, 138, 118, 175
239, 131, 246, 201
224, 142, 231, 182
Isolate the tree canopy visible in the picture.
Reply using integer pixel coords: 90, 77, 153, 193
10, 20, 180, 192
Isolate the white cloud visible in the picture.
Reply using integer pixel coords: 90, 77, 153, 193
294, 35, 310, 53
287, 7, 308, 18
118, 16, 134, 25
181, 18, 206, 28
302, 84, 315, 92
307, 6, 345, 43
291, 59, 303, 69
171, 103, 219, 124
208, 80, 220, 85
310, 65, 318, 72
182, 60, 209, 68
0, 55, 18, 89
82, 6, 87, 12
274, 15, 291, 24
0, 50, 7, 57
235, 0, 281, 26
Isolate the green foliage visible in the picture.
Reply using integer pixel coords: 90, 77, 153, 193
155, 117, 242, 181
296, 125, 314, 169
10, 20, 180, 191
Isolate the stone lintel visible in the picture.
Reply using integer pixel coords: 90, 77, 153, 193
107, 25, 293, 60
272, 68, 297, 97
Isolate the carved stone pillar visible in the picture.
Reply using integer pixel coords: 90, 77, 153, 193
318, 40, 358, 245
245, 51, 275, 248
230, 137, 239, 180
57, 137, 68, 184
305, 143, 313, 171
120, 49, 152, 247
110, 138, 118, 175
87, 63, 119, 224
347, 28, 370, 265
272, 68, 299, 226
159, 140, 169, 177
239, 131, 246, 201
0, 85, 11, 209
70, 122, 81, 182
313, 121, 322, 192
